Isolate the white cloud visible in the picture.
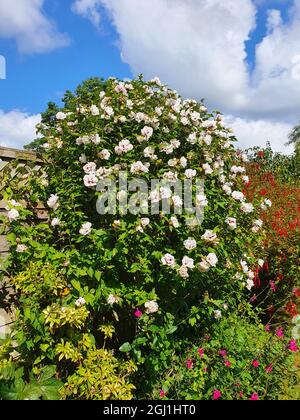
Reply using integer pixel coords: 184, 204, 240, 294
72, 0, 102, 26
95, 0, 300, 119
0, 110, 41, 149
98, 0, 256, 112
224, 115, 294, 154
71, 0, 258, 112
71, 0, 300, 153
72, 1, 300, 114
245, 0, 300, 120
0, 0, 70, 54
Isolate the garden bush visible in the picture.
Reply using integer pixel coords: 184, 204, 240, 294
148, 313, 298, 400
0, 76, 298, 400
246, 144, 300, 183
244, 148, 300, 327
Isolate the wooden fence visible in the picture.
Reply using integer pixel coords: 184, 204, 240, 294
0, 146, 44, 338
0, 146, 45, 256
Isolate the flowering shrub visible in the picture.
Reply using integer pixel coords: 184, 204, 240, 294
244, 147, 300, 326
0, 77, 298, 399
149, 313, 298, 400
246, 145, 300, 183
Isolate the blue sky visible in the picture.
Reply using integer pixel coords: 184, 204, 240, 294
0, 0, 299, 152
0, 0, 131, 114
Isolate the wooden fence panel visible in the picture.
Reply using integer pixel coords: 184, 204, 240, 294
0, 235, 9, 253
0, 146, 46, 338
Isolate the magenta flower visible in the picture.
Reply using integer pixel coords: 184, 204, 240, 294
239, 392, 244, 398
219, 349, 227, 358
213, 390, 222, 400
276, 328, 284, 338
134, 309, 143, 318
252, 360, 260, 368
198, 348, 204, 358
289, 341, 298, 352
159, 390, 166, 398
186, 359, 193, 369
250, 393, 259, 401
266, 363, 273, 373
225, 360, 231, 367
270, 281, 276, 292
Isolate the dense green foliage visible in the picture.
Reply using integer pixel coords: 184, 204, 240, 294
0, 77, 298, 400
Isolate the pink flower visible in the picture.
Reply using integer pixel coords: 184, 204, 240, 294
239, 392, 244, 398
265, 325, 270, 332
159, 390, 166, 398
203, 367, 208, 373
276, 328, 284, 338
213, 390, 222, 400
270, 280, 277, 292
134, 309, 143, 318
250, 393, 259, 401
225, 360, 231, 367
186, 359, 193, 369
198, 348, 204, 358
252, 360, 260, 368
266, 363, 273, 373
219, 350, 227, 358
289, 341, 298, 352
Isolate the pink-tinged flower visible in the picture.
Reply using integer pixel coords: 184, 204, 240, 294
270, 281, 277, 293
289, 341, 298, 352
276, 328, 284, 338
293, 288, 300, 298
159, 390, 166, 398
250, 393, 259, 401
225, 360, 231, 367
186, 359, 193, 369
213, 390, 222, 400
265, 325, 270, 332
219, 350, 227, 358
134, 309, 143, 318
266, 363, 273, 373
203, 367, 208, 373
239, 392, 244, 398
198, 348, 204, 358
252, 360, 260, 368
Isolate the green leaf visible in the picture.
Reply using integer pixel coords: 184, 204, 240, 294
71, 279, 82, 292
135, 337, 147, 345
94, 271, 101, 282
133, 349, 142, 361
40, 366, 56, 381
119, 342, 132, 353
21, 383, 42, 400
149, 325, 160, 333
39, 379, 63, 401
166, 326, 178, 335
189, 317, 197, 327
